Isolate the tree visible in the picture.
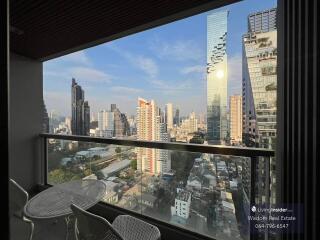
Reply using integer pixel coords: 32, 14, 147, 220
115, 147, 122, 154
115, 147, 122, 160
130, 159, 137, 170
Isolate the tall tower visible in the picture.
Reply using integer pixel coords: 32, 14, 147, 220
242, 7, 277, 208
206, 11, 229, 144
136, 98, 170, 174
229, 95, 242, 144
42, 99, 49, 133
136, 98, 157, 173
248, 8, 277, 33
165, 103, 173, 130
71, 78, 90, 135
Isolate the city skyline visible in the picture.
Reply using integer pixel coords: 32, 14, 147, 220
44, 0, 276, 117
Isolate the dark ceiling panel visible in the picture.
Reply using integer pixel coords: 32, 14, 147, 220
10, 0, 239, 61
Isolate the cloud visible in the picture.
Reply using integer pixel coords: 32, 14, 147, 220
69, 67, 112, 83
136, 56, 158, 78
48, 50, 91, 66
228, 54, 242, 96
150, 38, 204, 62
110, 86, 143, 94
62, 51, 91, 65
181, 65, 206, 75
107, 45, 158, 78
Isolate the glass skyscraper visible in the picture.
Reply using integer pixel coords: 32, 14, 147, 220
206, 10, 228, 144
71, 78, 90, 135
242, 8, 277, 210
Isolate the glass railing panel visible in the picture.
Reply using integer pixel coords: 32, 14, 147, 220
46, 138, 274, 240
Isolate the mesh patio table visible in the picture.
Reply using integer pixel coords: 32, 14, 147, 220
24, 179, 106, 239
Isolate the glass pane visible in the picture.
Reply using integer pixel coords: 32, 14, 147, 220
47, 139, 273, 240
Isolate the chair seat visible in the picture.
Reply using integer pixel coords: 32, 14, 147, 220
112, 215, 161, 240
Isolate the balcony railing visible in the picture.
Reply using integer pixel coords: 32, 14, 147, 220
39, 133, 275, 240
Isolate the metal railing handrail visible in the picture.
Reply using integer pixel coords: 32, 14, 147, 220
39, 133, 274, 157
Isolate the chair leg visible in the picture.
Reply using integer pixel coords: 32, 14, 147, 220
22, 216, 34, 240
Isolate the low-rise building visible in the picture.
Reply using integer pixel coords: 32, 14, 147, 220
172, 189, 191, 219
97, 159, 131, 179
138, 193, 157, 208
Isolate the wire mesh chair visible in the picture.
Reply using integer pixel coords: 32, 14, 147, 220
70, 203, 124, 240
9, 178, 34, 240
112, 215, 161, 240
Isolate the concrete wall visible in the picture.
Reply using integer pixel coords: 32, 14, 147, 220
9, 53, 43, 191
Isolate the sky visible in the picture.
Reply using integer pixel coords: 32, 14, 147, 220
44, 0, 276, 118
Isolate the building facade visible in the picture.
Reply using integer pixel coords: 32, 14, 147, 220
165, 103, 173, 130
111, 104, 130, 137
229, 95, 242, 144
71, 78, 90, 135
98, 110, 114, 137
136, 98, 171, 174
207, 11, 229, 144
172, 189, 191, 219
242, 8, 277, 208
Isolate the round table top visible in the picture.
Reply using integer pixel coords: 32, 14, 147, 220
24, 179, 106, 219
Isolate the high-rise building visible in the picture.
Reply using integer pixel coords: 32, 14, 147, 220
98, 110, 114, 137
242, 8, 277, 209
111, 104, 130, 137
71, 78, 90, 135
111, 104, 117, 112
242, 12, 277, 150
83, 101, 90, 135
229, 95, 242, 144
42, 99, 49, 133
165, 103, 173, 130
248, 8, 277, 33
136, 98, 170, 174
174, 108, 180, 126
207, 11, 229, 144
65, 117, 71, 130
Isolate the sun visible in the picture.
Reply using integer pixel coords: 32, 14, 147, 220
216, 69, 224, 79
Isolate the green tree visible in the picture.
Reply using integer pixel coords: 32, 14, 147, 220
115, 147, 122, 160
130, 159, 137, 170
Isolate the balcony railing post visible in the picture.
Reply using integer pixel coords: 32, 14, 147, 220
43, 135, 48, 185
250, 156, 257, 240
264, 156, 271, 240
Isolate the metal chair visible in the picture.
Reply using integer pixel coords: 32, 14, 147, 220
70, 203, 124, 240
9, 178, 34, 240
71, 204, 161, 240
112, 215, 161, 240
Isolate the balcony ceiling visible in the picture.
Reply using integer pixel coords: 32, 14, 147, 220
10, 0, 238, 61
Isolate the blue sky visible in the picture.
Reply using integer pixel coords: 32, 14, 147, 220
44, 0, 276, 118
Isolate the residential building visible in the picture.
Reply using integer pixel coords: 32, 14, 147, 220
98, 110, 114, 137
207, 10, 229, 144
65, 117, 71, 130
136, 98, 170, 174
172, 189, 191, 219
165, 103, 173, 130
229, 95, 242, 144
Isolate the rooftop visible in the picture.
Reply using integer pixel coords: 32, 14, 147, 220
176, 190, 191, 202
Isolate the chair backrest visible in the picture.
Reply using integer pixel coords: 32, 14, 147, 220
70, 203, 124, 240
112, 215, 161, 240
9, 178, 29, 218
